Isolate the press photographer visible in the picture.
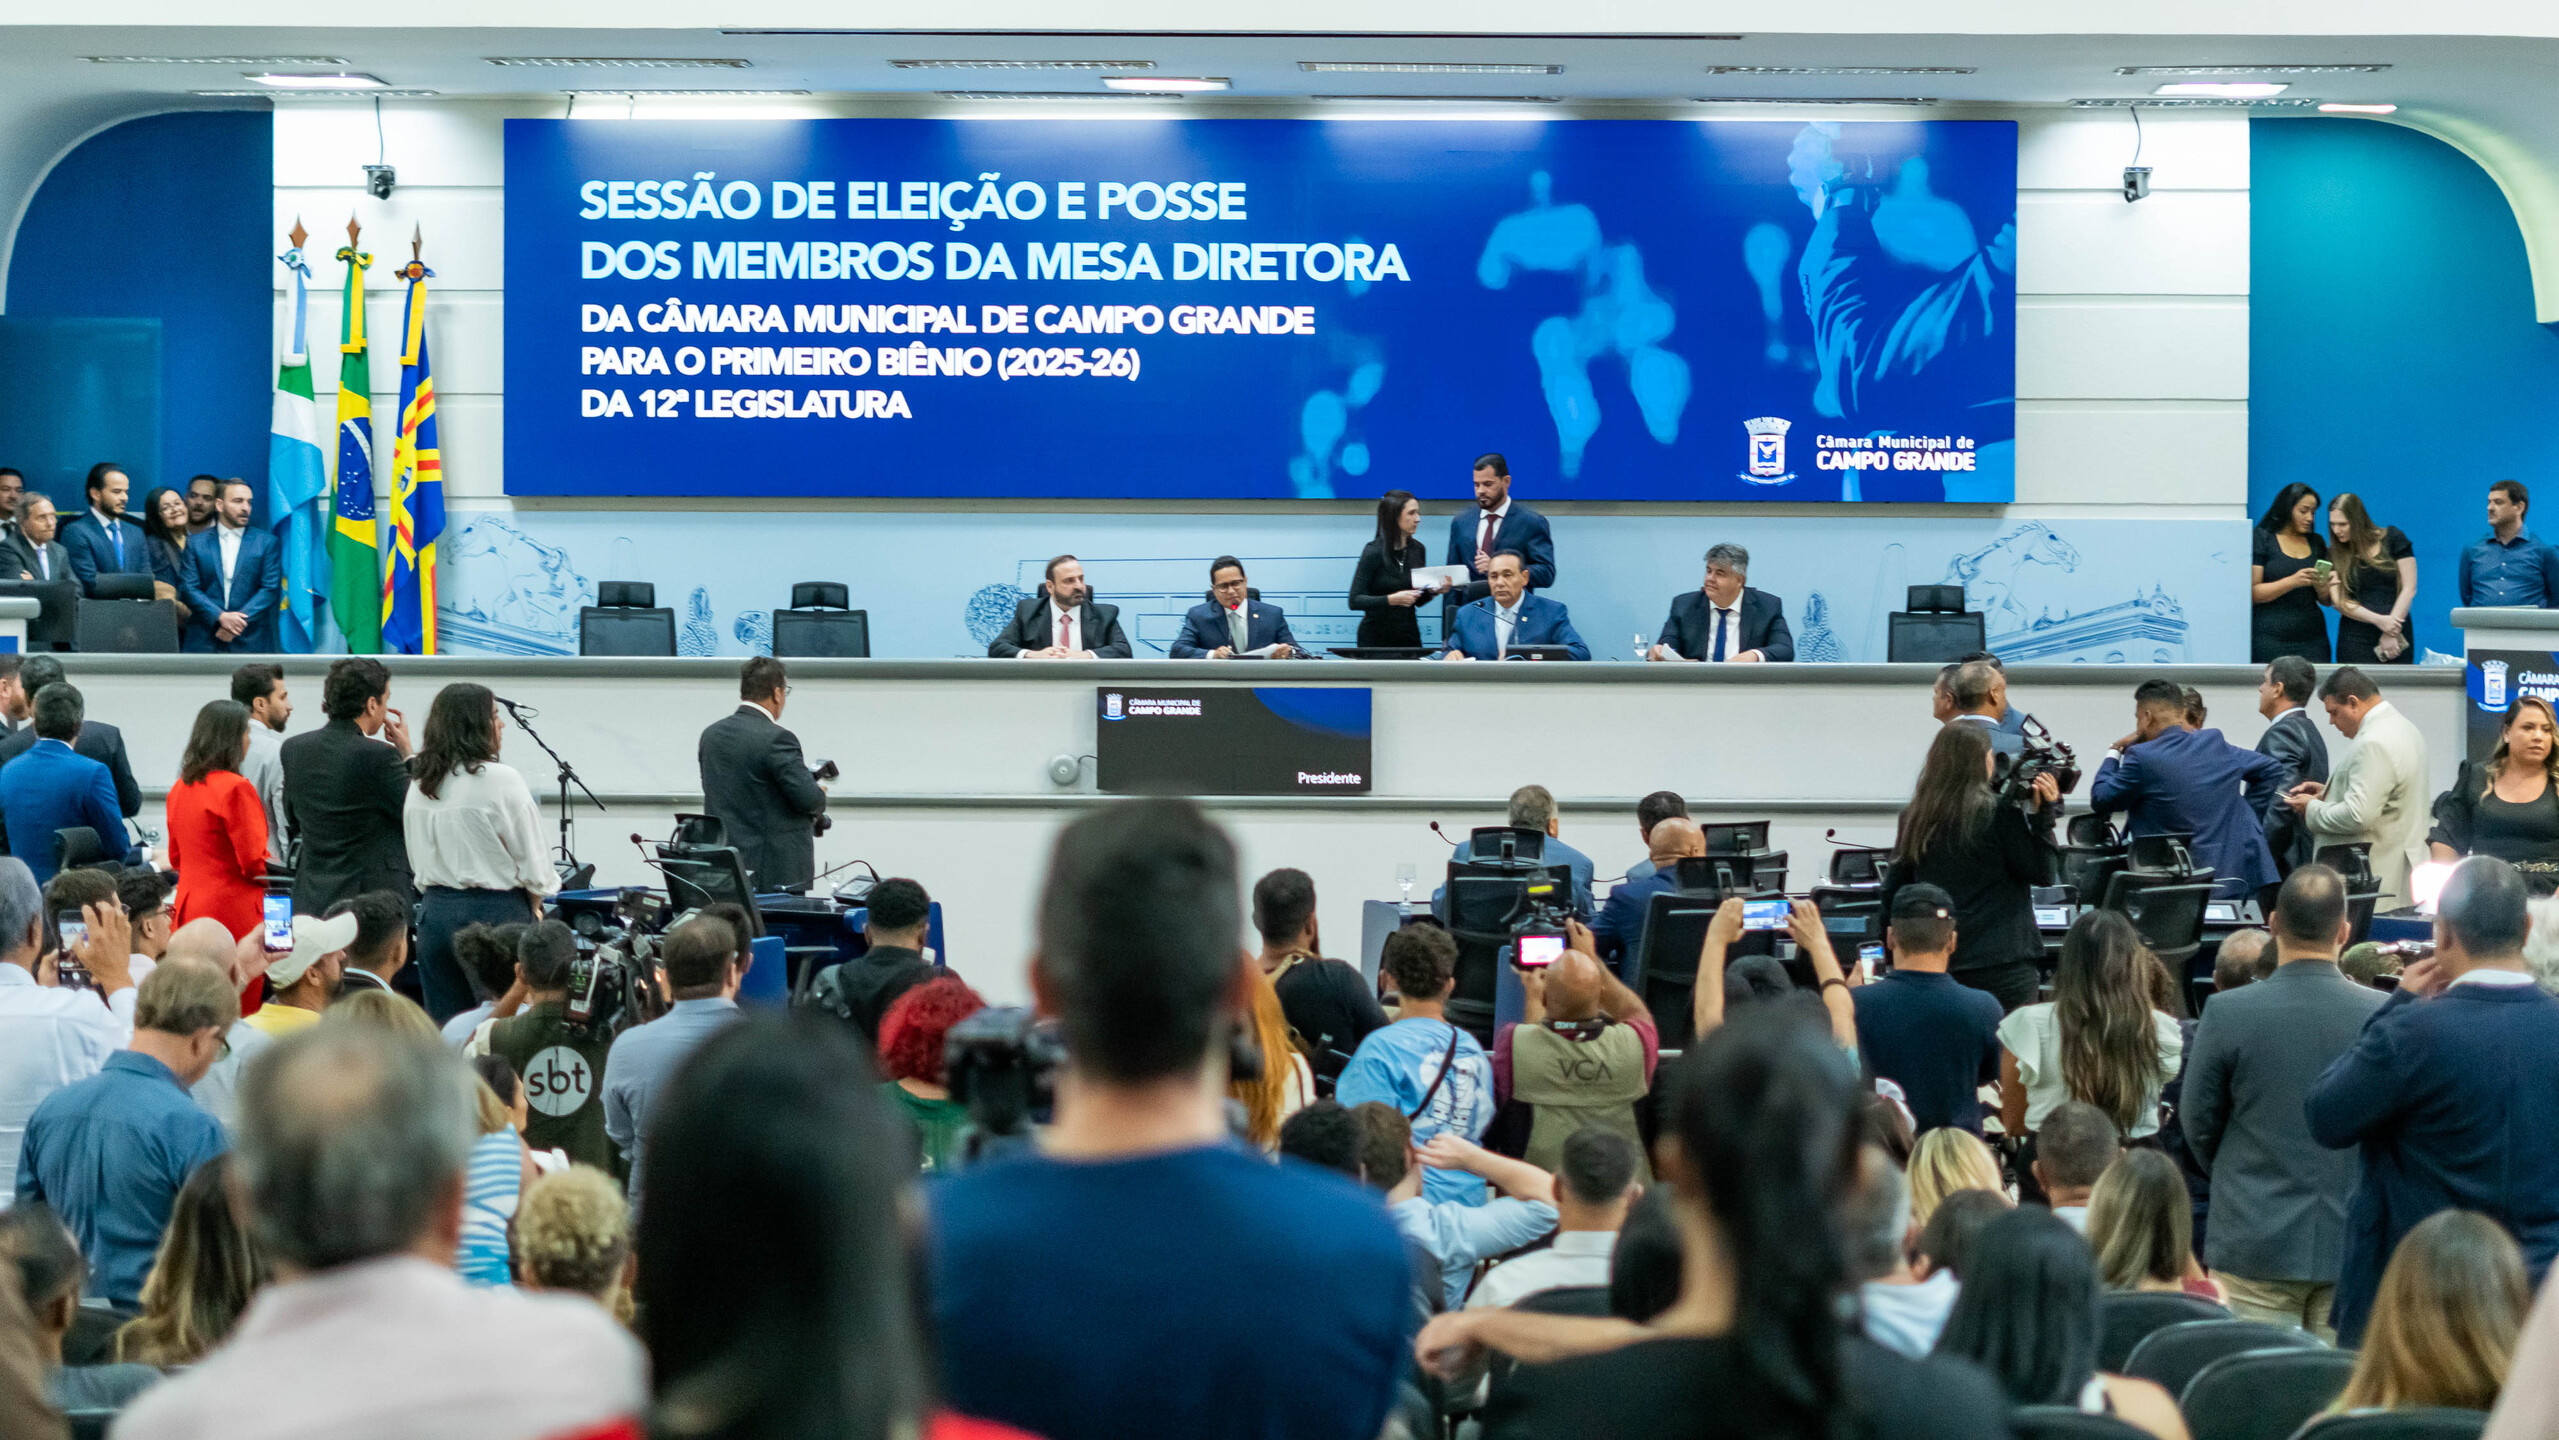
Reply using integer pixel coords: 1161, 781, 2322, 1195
698, 656, 833, 893
1882, 722, 2060, 1013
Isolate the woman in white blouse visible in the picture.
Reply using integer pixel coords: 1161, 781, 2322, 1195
1996, 909, 2183, 1192
405, 683, 558, 1022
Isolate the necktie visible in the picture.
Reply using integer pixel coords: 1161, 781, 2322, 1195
1229, 606, 1250, 654
1707, 607, 1726, 663
108, 521, 123, 567
1057, 611, 1071, 651
1478, 511, 1498, 563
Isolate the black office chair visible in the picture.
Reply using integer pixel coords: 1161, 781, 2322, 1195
1702, 820, 1771, 855
2179, 1347, 2357, 1440
579, 580, 678, 657
73, 575, 176, 652
772, 581, 871, 658
63, 1412, 114, 1440
2296, 1410, 2488, 1440
2121, 1319, 2321, 1400
1809, 884, 1883, 958
1888, 583, 1986, 662
2097, 1290, 2231, 1373
2316, 842, 2385, 943
1482, 1286, 1616, 1411
60, 1303, 136, 1365
1828, 846, 1890, 884
54, 827, 107, 875
2011, 1408, 2155, 1440
2103, 870, 2220, 974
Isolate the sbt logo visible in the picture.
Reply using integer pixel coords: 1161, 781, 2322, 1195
525, 1045, 596, 1117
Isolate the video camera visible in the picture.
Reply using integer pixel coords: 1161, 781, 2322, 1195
1509, 876, 1576, 970
809, 758, 840, 838
557, 886, 671, 1041
946, 1005, 1067, 1168
1996, 715, 2082, 809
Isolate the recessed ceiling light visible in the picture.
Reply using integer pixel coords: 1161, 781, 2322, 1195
1298, 61, 1561, 75
893, 59, 1154, 70
1100, 75, 1228, 93
1312, 93, 1561, 103
89, 54, 349, 65
489, 57, 750, 69
939, 91, 1183, 101
2318, 102, 2399, 114
567, 89, 811, 97
195, 88, 441, 99
2152, 81, 2289, 97
247, 72, 390, 90
1706, 65, 1975, 75
1691, 95, 1940, 106
2072, 96, 2320, 108
2118, 64, 2387, 76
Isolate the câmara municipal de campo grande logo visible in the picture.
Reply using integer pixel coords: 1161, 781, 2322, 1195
1741, 416, 1795, 486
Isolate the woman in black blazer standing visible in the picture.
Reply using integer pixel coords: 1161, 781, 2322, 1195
1347, 489, 1444, 649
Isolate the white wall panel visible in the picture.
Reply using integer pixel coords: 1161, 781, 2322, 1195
283, 288, 503, 398
2017, 190, 2251, 296
2017, 112, 2249, 192
2014, 401, 2247, 506
273, 186, 505, 288
2016, 297, 2247, 400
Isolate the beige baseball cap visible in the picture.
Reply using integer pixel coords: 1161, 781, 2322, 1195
267, 911, 360, 990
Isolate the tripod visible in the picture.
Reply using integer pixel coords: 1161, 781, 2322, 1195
498, 698, 604, 884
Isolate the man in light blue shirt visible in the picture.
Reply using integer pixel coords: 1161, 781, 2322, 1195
602, 914, 747, 1205
1336, 925, 1495, 1206
2459, 480, 2559, 608
1361, 1111, 1555, 1309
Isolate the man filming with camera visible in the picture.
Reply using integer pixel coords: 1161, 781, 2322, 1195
2090, 677, 2289, 900
927, 799, 1412, 1440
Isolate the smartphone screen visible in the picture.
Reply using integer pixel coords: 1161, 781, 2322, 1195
1741, 898, 1790, 932
262, 894, 294, 950
54, 912, 86, 951
1515, 933, 1566, 969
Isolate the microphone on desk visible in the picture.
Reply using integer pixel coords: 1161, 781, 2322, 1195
1429, 821, 1462, 848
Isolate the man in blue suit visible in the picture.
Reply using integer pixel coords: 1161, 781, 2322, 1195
2090, 677, 2287, 898
1443, 453, 1555, 623
2307, 856, 2559, 1346
0, 683, 129, 883
57, 463, 151, 598
1591, 816, 1705, 968
177, 479, 283, 653
1168, 557, 1298, 659
1443, 552, 1588, 662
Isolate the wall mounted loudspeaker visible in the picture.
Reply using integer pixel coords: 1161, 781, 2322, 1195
1047, 754, 1083, 786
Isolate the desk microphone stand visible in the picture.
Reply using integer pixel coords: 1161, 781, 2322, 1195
499, 699, 605, 882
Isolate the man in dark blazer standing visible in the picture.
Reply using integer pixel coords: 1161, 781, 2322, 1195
2254, 655, 2330, 878
1169, 557, 1298, 659
0, 655, 141, 817
1443, 453, 1555, 623
1649, 543, 1794, 663
56, 463, 151, 597
2182, 864, 2381, 1341
0, 494, 71, 587
280, 656, 416, 915
698, 655, 830, 893
176, 480, 284, 653
2307, 855, 2559, 1346
2090, 677, 2288, 898
987, 555, 1133, 659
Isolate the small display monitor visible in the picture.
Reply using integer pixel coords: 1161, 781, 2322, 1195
1096, 687, 1372, 796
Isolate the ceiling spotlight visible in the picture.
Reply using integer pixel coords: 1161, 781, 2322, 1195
2152, 82, 2288, 98
247, 72, 391, 90
1100, 75, 1229, 93
1705, 65, 1975, 75
2072, 97, 2320, 109
566, 89, 812, 97
194, 88, 440, 99
88, 54, 350, 65
1298, 61, 1561, 75
2317, 102, 2398, 114
1690, 96, 1940, 106
2118, 64, 2387, 76
1312, 94, 1562, 103
487, 57, 750, 68
940, 91, 1183, 101
893, 59, 1154, 70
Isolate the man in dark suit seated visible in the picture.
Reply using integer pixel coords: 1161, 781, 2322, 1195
2090, 676, 2287, 898
0, 656, 142, 818
177, 480, 283, 653
280, 656, 416, 916
986, 554, 1132, 659
1443, 453, 1555, 622
56, 463, 151, 598
2307, 855, 2559, 1346
1647, 543, 1793, 663
698, 656, 830, 892
1441, 552, 1589, 662
1169, 557, 1299, 659
1590, 817, 1704, 968
0, 683, 129, 883
2254, 655, 2330, 881
0, 494, 70, 586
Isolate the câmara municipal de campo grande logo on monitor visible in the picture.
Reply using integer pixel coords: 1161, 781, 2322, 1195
1741, 416, 1795, 486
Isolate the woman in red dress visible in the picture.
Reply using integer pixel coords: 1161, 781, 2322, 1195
166, 699, 269, 945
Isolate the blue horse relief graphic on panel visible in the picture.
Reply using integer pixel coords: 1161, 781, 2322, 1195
441, 516, 593, 656
1477, 172, 1691, 480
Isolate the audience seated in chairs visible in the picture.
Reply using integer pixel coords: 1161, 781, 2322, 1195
1916, 1187, 2014, 1284
1910, 1128, 2008, 1228
1354, 1102, 1557, 1311
108, 1153, 265, 1369
1934, 1206, 2191, 1440
0, 657, 145, 821
806, 875, 947, 1045
112, 1024, 643, 1440
876, 975, 987, 1174
2088, 1148, 2223, 1302
326, 890, 412, 997
1231, 963, 1316, 1153
1848, 1146, 1962, 1358
1414, 1011, 2013, 1440
0, 1203, 161, 1414
512, 1165, 633, 1326
2031, 1102, 2123, 1232
238, 912, 354, 1037
1468, 1129, 1642, 1311
2335, 1210, 2527, 1417
1495, 927, 1656, 1179
1336, 922, 1497, 1206
1251, 867, 1387, 1093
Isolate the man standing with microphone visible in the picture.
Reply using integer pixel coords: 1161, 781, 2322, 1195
698, 657, 831, 894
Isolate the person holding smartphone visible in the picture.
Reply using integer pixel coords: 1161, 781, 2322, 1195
1694, 897, 1860, 1053
1498, 920, 1657, 1182
1880, 722, 2061, 1014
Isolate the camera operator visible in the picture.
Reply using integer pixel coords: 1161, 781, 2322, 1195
467, 919, 616, 1173
927, 798, 1412, 1440
697, 656, 831, 893
1941, 656, 2024, 759
1882, 723, 2060, 1013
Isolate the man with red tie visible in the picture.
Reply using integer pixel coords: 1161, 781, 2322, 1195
1442, 453, 1556, 625
987, 554, 1134, 659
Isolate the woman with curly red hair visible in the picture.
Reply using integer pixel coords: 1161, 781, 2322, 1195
878, 976, 986, 1173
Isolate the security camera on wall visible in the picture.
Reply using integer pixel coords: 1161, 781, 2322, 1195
365, 163, 396, 200
2122, 165, 2151, 203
